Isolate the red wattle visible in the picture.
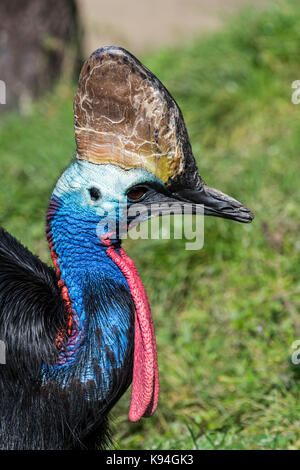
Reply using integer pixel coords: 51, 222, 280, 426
105, 244, 159, 422
119, 248, 159, 418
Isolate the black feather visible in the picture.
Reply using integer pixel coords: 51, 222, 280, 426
0, 228, 134, 449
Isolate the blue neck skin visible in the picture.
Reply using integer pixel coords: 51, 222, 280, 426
41, 161, 162, 397
43, 195, 132, 398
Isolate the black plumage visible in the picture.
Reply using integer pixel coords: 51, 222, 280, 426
0, 228, 134, 449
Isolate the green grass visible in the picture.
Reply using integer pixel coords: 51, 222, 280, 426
0, 0, 300, 450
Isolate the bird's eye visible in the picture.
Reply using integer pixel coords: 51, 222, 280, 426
89, 187, 101, 201
127, 186, 148, 202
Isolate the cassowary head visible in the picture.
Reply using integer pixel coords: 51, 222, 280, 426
46, 46, 254, 424
52, 46, 253, 244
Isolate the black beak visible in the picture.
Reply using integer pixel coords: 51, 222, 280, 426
126, 182, 254, 229
172, 184, 254, 223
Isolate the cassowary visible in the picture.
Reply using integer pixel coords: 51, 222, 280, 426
0, 47, 254, 449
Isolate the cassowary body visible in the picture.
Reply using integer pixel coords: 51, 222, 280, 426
0, 47, 253, 449
0, 227, 133, 449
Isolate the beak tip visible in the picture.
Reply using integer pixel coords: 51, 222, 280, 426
236, 208, 255, 223
233, 204, 255, 223
173, 185, 254, 223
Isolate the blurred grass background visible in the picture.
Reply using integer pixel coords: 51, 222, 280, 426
0, 0, 299, 449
